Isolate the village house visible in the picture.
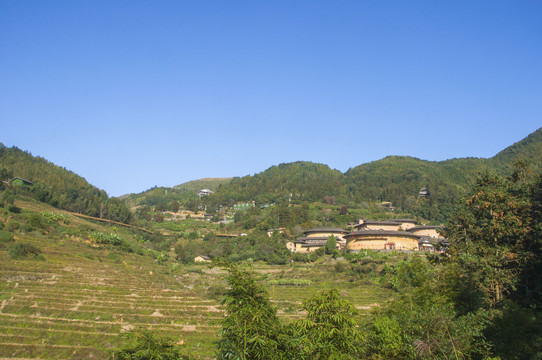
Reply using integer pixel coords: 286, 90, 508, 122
407, 225, 443, 238
3, 177, 33, 186
345, 230, 422, 251
352, 218, 418, 231
345, 219, 447, 252
198, 189, 213, 197
286, 228, 346, 253
194, 255, 211, 263
267, 228, 285, 237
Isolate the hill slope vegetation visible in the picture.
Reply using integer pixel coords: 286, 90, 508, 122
0, 145, 132, 223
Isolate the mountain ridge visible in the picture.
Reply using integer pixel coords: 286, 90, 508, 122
2, 127, 541, 222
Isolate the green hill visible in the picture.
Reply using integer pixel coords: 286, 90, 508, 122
0, 145, 132, 223
211, 128, 542, 221
122, 178, 232, 211
215, 161, 343, 206
119, 127, 542, 221
489, 126, 542, 173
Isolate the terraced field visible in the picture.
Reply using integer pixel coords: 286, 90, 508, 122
0, 231, 225, 359
0, 204, 394, 359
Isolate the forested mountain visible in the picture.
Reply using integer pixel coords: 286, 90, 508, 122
211, 127, 542, 221
214, 162, 343, 206
0, 144, 132, 223
489, 126, 542, 173
6, 127, 538, 223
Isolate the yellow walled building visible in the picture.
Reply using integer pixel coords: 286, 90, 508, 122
345, 230, 421, 251
393, 219, 418, 230
287, 228, 346, 253
407, 226, 443, 238
352, 219, 418, 232
353, 220, 402, 231
286, 239, 328, 253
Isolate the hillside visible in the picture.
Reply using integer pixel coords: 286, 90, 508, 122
489, 126, 542, 173
122, 178, 232, 211
215, 162, 343, 205
173, 177, 233, 192
0, 145, 132, 223
0, 197, 393, 359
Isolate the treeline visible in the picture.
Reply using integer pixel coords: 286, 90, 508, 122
175, 231, 291, 265
0, 145, 132, 223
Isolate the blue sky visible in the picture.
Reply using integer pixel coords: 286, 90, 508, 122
1, 1, 541, 196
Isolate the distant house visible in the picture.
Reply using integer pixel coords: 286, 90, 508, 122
345, 219, 447, 252
353, 220, 402, 232
352, 218, 417, 231
267, 228, 285, 237
287, 228, 346, 253
194, 255, 211, 263
407, 225, 444, 238
9, 177, 33, 186
198, 189, 214, 197
419, 187, 430, 197
345, 230, 422, 251
233, 202, 255, 210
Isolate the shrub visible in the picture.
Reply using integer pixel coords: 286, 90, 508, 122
107, 252, 121, 263
28, 213, 45, 229
90, 232, 123, 246
8, 243, 42, 259
0, 230, 13, 243
334, 261, 348, 273
111, 329, 193, 360
41, 211, 69, 224
6, 219, 21, 232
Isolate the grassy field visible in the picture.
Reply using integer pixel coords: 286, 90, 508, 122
0, 200, 396, 359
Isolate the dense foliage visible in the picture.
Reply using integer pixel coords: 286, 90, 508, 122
111, 329, 193, 360
216, 263, 366, 360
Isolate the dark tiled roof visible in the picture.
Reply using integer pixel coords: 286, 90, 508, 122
11, 177, 33, 185
354, 220, 401, 227
295, 236, 338, 242
345, 230, 421, 239
303, 228, 346, 234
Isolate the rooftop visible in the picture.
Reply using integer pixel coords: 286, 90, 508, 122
303, 228, 346, 234
345, 230, 422, 239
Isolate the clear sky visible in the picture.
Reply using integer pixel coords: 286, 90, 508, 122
1, 1, 541, 197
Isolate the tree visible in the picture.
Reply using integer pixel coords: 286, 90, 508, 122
288, 289, 365, 359
444, 166, 542, 359
217, 263, 286, 360
169, 200, 180, 213
325, 235, 337, 255
446, 168, 535, 309
0, 188, 15, 208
